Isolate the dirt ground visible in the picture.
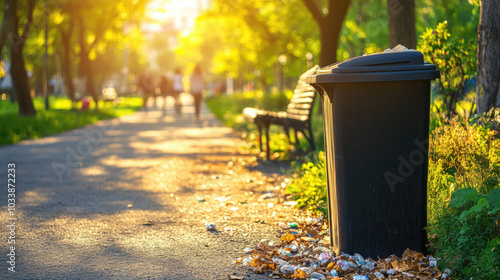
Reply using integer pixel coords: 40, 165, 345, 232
0, 94, 308, 279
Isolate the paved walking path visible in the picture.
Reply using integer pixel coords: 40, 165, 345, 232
0, 95, 303, 279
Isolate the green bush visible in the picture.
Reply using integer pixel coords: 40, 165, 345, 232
428, 118, 500, 220
419, 21, 476, 117
427, 118, 500, 279
286, 151, 328, 216
429, 188, 500, 279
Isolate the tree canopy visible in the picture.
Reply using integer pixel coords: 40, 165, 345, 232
0, 0, 488, 114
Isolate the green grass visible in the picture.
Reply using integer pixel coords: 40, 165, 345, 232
205, 90, 325, 159
0, 96, 142, 145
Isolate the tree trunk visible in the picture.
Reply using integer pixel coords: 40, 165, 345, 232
319, 24, 341, 67
476, 0, 500, 113
303, 0, 351, 67
60, 20, 76, 105
10, 41, 35, 115
387, 0, 416, 49
5, 0, 36, 116
77, 16, 99, 108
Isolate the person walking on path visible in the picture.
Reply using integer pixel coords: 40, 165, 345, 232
159, 74, 173, 111
138, 69, 155, 110
172, 67, 184, 115
190, 64, 205, 120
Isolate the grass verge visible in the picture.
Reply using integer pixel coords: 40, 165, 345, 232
0, 96, 142, 146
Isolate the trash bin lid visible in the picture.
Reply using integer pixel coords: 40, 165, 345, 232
308, 50, 440, 83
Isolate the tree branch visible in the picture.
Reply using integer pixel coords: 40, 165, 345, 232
327, 0, 351, 24
302, 0, 324, 23
0, 0, 15, 61
88, 10, 120, 50
20, 0, 36, 45
302, 0, 324, 24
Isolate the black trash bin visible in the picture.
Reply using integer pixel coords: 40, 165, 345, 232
307, 50, 439, 258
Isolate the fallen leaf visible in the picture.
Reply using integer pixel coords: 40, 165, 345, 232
291, 269, 308, 278
305, 227, 320, 239
280, 232, 296, 243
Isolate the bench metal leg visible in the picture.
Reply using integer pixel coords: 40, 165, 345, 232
284, 126, 292, 144
265, 126, 270, 159
257, 125, 263, 153
306, 126, 315, 151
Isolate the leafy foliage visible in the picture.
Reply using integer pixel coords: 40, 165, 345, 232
177, 0, 318, 87
286, 151, 328, 216
427, 118, 500, 223
427, 118, 500, 279
429, 118, 500, 193
418, 21, 477, 117
428, 188, 500, 279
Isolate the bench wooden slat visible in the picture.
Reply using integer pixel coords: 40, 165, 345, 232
286, 108, 311, 116
289, 97, 314, 104
287, 103, 312, 109
291, 91, 316, 98
242, 65, 319, 159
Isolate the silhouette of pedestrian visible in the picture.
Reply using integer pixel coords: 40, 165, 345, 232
159, 74, 173, 111
172, 68, 184, 115
138, 69, 155, 110
190, 64, 205, 120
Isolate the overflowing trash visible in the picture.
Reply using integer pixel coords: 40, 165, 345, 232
235, 218, 449, 279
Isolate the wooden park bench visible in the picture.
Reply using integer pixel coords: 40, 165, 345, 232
102, 87, 119, 106
243, 65, 319, 159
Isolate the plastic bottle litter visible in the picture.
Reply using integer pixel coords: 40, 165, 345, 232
352, 275, 369, 280
205, 223, 216, 231
337, 260, 357, 271
272, 257, 288, 266
373, 271, 384, 279
289, 222, 298, 229
330, 270, 339, 277
268, 241, 278, 247
300, 266, 314, 274
361, 261, 375, 271
354, 253, 365, 265
310, 272, 325, 279
429, 256, 437, 267
280, 264, 299, 274
442, 268, 452, 279
318, 252, 331, 264
242, 257, 253, 266
387, 269, 395, 275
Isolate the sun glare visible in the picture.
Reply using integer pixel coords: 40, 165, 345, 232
147, 0, 203, 23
